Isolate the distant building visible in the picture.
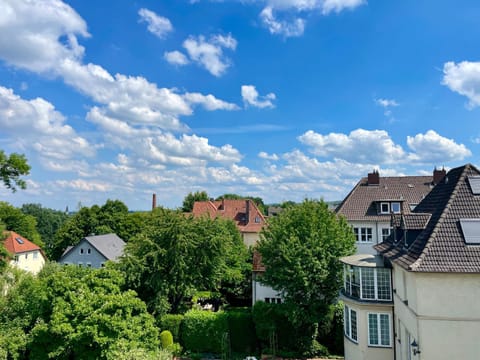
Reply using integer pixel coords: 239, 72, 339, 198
3, 231, 46, 274
59, 233, 125, 268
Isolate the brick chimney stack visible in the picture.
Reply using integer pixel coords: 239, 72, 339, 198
152, 193, 157, 210
433, 167, 446, 185
368, 170, 380, 185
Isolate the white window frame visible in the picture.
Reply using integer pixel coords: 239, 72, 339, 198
381, 228, 392, 242
344, 305, 358, 343
391, 202, 401, 214
353, 227, 373, 243
343, 265, 392, 301
33, 251, 38, 259
367, 312, 392, 347
380, 202, 390, 214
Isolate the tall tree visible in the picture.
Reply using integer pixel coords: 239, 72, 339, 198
0, 150, 30, 192
21, 204, 68, 259
257, 199, 355, 353
119, 208, 248, 315
0, 202, 43, 247
182, 191, 209, 212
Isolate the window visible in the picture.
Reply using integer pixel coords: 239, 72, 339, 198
264, 297, 281, 304
78, 262, 83, 267
15, 237, 24, 244
344, 305, 358, 342
25, 253, 28, 259
380, 202, 390, 214
33, 251, 38, 259
368, 313, 391, 347
409, 203, 418, 211
86, 262, 92, 268
14, 255, 19, 263
353, 227, 373, 243
391, 202, 401, 214
343, 265, 392, 301
87, 248, 91, 254
382, 228, 391, 241
80, 248, 84, 254
254, 216, 261, 223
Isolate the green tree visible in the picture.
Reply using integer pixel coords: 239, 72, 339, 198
257, 199, 355, 354
0, 202, 43, 247
20, 204, 68, 259
119, 208, 248, 315
0, 150, 30, 192
182, 191, 209, 212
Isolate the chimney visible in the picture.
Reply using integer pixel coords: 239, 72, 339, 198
221, 198, 225, 210
368, 170, 380, 185
246, 199, 250, 224
152, 193, 157, 210
433, 167, 446, 185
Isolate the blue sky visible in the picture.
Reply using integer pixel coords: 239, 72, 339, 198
0, 0, 479, 211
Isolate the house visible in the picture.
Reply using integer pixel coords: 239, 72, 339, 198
191, 198, 280, 304
336, 169, 442, 360
371, 163, 480, 360
59, 233, 125, 268
3, 230, 46, 274
191, 198, 266, 247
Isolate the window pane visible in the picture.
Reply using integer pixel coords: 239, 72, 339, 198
351, 310, 357, 341
368, 314, 379, 345
344, 306, 350, 337
392, 202, 401, 213
380, 314, 390, 346
353, 227, 359, 242
352, 267, 361, 298
377, 268, 392, 300
361, 268, 375, 299
382, 228, 391, 241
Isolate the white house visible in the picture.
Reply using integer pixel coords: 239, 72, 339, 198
3, 231, 46, 274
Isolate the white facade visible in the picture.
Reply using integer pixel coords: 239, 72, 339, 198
252, 272, 282, 304
349, 220, 392, 255
10, 249, 45, 275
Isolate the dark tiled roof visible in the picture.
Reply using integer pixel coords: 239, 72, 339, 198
336, 175, 433, 221
391, 213, 432, 230
375, 164, 480, 273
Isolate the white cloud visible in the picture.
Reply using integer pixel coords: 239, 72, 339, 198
183, 92, 239, 111
442, 61, 480, 108
241, 85, 276, 108
375, 98, 399, 108
321, 0, 366, 14
56, 179, 111, 192
299, 129, 406, 164
0, 86, 95, 160
164, 50, 189, 66
260, 6, 305, 37
182, 34, 237, 76
259, 151, 279, 160
138, 8, 173, 39
406, 130, 471, 163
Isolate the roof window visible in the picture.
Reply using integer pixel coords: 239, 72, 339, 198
460, 219, 480, 244
468, 176, 480, 195
15, 237, 24, 244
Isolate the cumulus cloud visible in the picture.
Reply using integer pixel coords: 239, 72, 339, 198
241, 85, 276, 108
164, 50, 190, 66
442, 61, 480, 108
375, 98, 399, 108
183, 92, 239, 111
259, 151, 279, 160
181, 34, 237, 76
260, 6, 305, 37
406, 130, 471, 163
0, 86, 95, 160
138, 8, 173, 39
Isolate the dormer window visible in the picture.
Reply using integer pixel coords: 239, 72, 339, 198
380, 202, 390, 214
254, 216, 261, 223
391, 202, 401, 214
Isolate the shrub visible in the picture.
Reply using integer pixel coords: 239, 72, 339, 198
158, 314, 184, 342
226, 308, 256, 353
181, 309, 228, 353
160, 330, 174, 349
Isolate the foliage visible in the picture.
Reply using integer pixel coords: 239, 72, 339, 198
181, 309, 228, 354
118, 208, 249, 314
0, 224, 9, 274
105, 344, 172, 360
160, 330, 174, 349
257, 199, 355, 355
0, 150, 30, 192
158, 314, 184, 341
20, 204, 68, 259
0, 202, 43, 247
182, 191, 209, 212
226, 308, 256, 353
0, 263, 159, 359
318, 301, 345, 355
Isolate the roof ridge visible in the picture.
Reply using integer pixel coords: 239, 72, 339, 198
409, 165, 468, 271
335, 177, 363, 214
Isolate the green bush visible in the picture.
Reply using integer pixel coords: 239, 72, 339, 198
158, 314, 184, 342
160, 330, 174, 349
226, 308, 256, 353
181, 309, 228, 353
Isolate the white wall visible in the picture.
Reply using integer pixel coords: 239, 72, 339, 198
10, 250, 45, 274
243, 232, 260, 247
348, 220, 392, 255
252, 273, 282, 304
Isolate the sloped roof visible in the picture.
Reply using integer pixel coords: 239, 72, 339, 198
3, 230, 41, 255
61, 233, 125, 261
375, 164, 480, 273
391, 213, 432, 230
336, 175, 434, 221
192, 199, 265, 233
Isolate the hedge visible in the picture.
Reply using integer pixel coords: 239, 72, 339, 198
226, 308, 256, 353
181, 309, 228, 353
158, 314, 184, 342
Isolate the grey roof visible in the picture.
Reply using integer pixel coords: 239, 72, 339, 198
85, 234, 125, 261
375, 164, 480, 273
391, 213, 432, 230
340, 254, 386, 268
336, 175, 434, 221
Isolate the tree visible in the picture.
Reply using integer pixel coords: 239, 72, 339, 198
0, 150, 30, 192
257, 199, 355, 354
118, 208, 248, 315
0, 202, 43, 247
182, 191, 209, 212
20, 204, 68, 259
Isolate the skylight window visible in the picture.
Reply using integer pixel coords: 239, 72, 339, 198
460, 219, 480, 244
15, 237, 24, 244
468, 176, 480, 195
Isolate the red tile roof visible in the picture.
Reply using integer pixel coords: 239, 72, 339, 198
3, 231, 41, 254
191, 199, 266, 233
